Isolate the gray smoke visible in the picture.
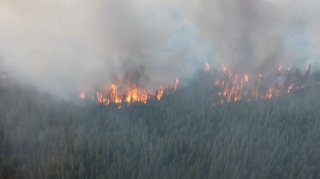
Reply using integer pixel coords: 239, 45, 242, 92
182, 0, 320, 72
0, 0, 193, 96
0, 0, 319, 97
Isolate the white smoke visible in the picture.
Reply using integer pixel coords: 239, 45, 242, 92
0, 0, 319, 97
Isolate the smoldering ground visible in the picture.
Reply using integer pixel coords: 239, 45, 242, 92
0, 0, 319, 98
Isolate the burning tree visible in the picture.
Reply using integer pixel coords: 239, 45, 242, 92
78, 63, 316, 107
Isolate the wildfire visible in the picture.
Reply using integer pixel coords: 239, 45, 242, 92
78, 63, 315, 107
157, 87, 164, 100
266, 88, 273, 99
78, 77, 179, 105
125, 87, 149, 104
172, 78, 179, 91
110, 84, 122, 103
213, 64, 312, 104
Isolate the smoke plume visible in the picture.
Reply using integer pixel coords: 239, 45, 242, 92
0, 0, 189, 95
182, 0, 320, 72
0, 0, 319, 97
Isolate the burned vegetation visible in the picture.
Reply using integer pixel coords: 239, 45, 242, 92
1, 65, 320, 179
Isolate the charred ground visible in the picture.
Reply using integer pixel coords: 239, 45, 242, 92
1, 68, 320, 179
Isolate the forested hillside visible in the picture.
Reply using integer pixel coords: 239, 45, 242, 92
1, 73, 320, 179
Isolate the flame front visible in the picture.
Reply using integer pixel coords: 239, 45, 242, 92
78, 77, 179, 105
125, 87, 149, 104
78, 63, 316, 107
213, 64, 312, 104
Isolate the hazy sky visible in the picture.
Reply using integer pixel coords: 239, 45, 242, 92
0, 0, 319, 95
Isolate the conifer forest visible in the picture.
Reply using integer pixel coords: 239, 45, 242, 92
1, 68, 320, 179
1, 1, 320, 179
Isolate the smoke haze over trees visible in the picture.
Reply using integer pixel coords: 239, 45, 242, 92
1, 1, 320, 178
0, 0, 320, 95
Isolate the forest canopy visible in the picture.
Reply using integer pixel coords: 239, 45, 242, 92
1, 69, 320, 179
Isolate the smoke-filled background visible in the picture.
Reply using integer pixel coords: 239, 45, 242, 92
0, 0, 319, 96
185, 0, 320, 73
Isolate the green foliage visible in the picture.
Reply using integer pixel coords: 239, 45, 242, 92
1, 78, 320, 178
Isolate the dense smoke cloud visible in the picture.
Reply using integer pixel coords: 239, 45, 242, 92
182, 0, 320, 72
0, 0, 195, 95
0, 0, 319, 96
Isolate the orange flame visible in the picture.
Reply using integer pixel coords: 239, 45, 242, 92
79, 77, 180, 106
79, 64, 313, 107
157, 87, 164, 100
211, 65, 311, 104
126, 87, 148, 104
